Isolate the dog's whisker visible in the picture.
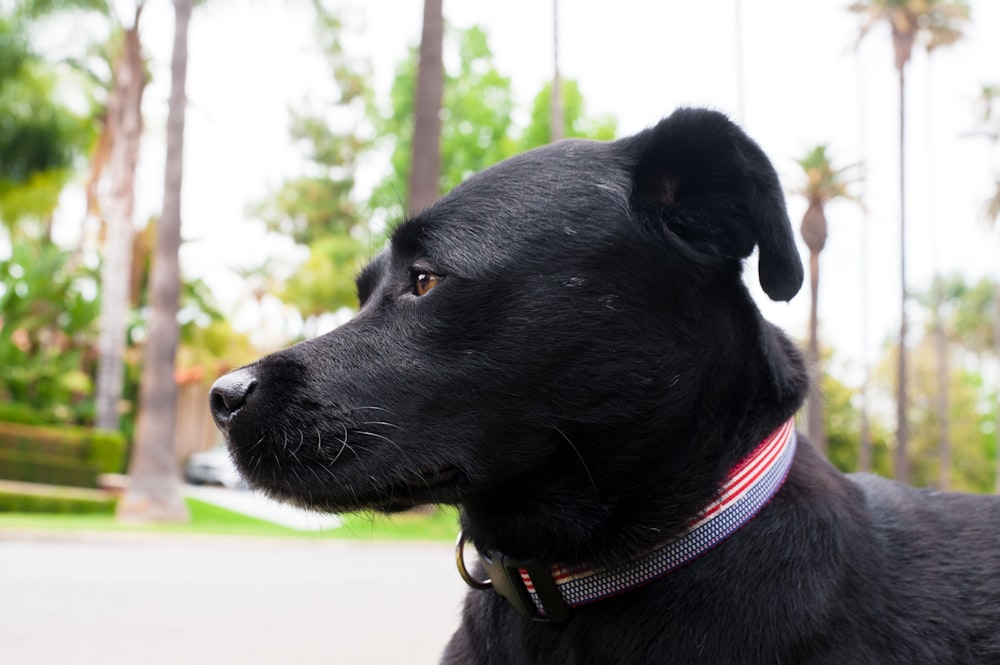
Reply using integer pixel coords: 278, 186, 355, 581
349, 405, 394, 415
355, 430, 408, 459
285, 431, 301, 464
329, 424, 351, 465
361, 420, 402, 430
551, 424, 600, 502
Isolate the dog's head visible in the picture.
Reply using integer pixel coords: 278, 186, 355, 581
211, 108, 806, 560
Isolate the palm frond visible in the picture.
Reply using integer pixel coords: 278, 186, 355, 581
794, 145, 862, 205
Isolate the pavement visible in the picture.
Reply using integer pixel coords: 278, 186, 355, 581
0, 534, 467, 665
0, 484, 467, 664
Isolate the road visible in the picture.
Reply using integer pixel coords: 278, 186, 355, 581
0, 534, 467, 665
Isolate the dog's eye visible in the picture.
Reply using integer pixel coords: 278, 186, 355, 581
414, 271, 442, 296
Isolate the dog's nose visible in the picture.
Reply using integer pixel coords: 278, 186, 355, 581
209, 368, 257, 430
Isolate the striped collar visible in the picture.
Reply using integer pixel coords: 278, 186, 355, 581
456, 419, 797, 622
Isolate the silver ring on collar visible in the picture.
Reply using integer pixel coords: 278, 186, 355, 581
455, 529, 492, 590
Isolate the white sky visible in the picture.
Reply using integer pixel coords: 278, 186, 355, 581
50, 0, 1000, 377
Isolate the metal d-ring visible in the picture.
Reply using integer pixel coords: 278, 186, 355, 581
455, 529, 492, 590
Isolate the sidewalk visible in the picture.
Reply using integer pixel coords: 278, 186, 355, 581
183, 484, 343, 531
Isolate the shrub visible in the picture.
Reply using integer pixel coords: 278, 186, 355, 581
0, 421, 126, 488
0, 486, 116, 514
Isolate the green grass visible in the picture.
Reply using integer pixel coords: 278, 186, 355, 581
331, 507, 460, 542
0, 498, 460, 542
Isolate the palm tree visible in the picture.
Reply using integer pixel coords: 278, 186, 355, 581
550, 0, 563, 143
849, 0, 970, 483
407, 0, 444, 214
116, 0, 192, 523
95, 2, 148, 432
795, 145, 857, 456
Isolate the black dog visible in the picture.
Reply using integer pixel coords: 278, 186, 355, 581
210, 109, 1000, 664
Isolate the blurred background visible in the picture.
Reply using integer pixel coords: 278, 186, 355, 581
0, 0, 998, 662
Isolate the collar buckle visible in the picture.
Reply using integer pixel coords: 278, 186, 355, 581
480, 549, 570, 623
455, 529, 570, 623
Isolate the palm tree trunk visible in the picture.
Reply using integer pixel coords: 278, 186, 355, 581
894, 63, 910, 484
806, 249, 826, 454
117, 0, 192, 522
95, 19, 145, 432
855, 45, 871, 474
406, 0, 444, 214
550, 0, 563, 142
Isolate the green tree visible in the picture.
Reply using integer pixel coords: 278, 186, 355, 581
849, 0, 970, 483
820, 359, 893, 479
907, 338, 993, 493
943, 276, 997, 355
870, 276, 997, 492
0, 7, 96, 235
794, 145, 858, 456
268, 22, 619, 328
252, 5, 374, 326
371, 25, 516, 214
519, 80, 617, 150
372, 25, 617, 214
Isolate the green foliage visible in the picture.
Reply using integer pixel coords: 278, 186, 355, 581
253, 116, 369, 246
519, 80, 617, 150
906, 341, 994, 492
0, 420, 127, 488
819, 275, 996, 493
0, 236, 101, 424
0, 11, 95, 228
865, 275, 998, 492
371, 25, 517, 215
279, 234, 369, 319
12, 0, 110, 20
252, 7, 374, 319
822, 369, 892, 477
936, 275, 997, 355
371, 24, 619, 219
261, 21, 620, 325
0, 486, 116, 514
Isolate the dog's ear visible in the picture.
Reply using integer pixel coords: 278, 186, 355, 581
628, 108, 803, 301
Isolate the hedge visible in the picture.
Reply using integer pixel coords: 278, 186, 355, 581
0, 421, 126, 489
0, 487, 116, 514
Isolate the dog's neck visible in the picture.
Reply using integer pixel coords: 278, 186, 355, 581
457, 418, 797, 622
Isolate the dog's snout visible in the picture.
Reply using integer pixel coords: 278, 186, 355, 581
209, 369, 257, 429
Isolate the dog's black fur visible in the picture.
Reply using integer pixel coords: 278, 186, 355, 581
211, 109, 1000, 664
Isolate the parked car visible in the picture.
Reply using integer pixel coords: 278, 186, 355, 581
184, 445, 244, 488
